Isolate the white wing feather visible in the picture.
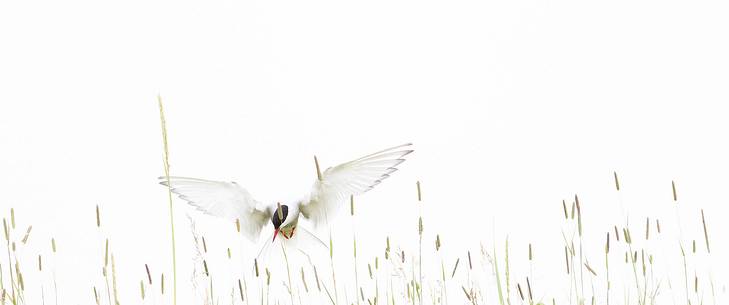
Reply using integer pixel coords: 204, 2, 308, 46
159, 176, 271, 242
301, 143, 414, 225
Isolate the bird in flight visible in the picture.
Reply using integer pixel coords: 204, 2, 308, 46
159, 143, 414, 256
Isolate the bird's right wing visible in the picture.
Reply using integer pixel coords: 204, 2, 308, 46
159, 176, 271, 242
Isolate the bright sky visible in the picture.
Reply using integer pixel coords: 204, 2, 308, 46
1, 0, 728, 304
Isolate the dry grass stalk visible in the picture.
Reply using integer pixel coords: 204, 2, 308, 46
158, 96, 177, 305
238, 279, 244, 301
564, 246, 570, 274
313, 265, 321, 292
314, 156, 322, 181
695, 273, 698, 293
517, 283, 524, 300
672, 180, 677, 201
111, 254, 119, 305
93, 286, 99, 305
145, 264, 152, 285
645, 218, 650, 240
300, 267, 308, 293
461, 286, 471, 301
701, 209, 710, 253
3, 219, 8, 241
450, 258, 459, 278
584, 263, 597, 276
21, 226, 31, 244
104, 239, 109, 268
96, 205, 100, 228
571, 201, 576, 219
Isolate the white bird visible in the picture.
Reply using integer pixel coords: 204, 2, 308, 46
159, 143, 414, 257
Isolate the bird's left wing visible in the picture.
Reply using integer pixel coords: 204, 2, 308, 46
300, 143, 414, 226
159, 176, 272, 242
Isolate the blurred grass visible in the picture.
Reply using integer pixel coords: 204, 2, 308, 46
0, 174, 721, 305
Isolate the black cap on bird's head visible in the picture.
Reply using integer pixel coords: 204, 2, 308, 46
271, 204, 288, 241
271, 204, 289, 228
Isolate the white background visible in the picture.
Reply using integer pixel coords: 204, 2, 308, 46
1, 0, 728, 304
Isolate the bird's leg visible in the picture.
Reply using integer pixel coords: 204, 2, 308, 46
291, 226, 296, 237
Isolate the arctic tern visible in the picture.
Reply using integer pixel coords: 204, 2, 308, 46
159, 143, 414, 256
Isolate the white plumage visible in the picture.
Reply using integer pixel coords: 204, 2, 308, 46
160, 143, 414, 246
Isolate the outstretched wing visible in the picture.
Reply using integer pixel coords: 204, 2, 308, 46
300, 143, 413, 226
159, 176, 272, 242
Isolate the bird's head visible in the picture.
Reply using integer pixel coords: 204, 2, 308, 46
271, 204, 288, 242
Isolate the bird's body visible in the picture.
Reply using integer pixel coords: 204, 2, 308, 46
159, 143, 413, 257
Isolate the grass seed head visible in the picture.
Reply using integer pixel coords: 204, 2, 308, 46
21, 226, 32, 244
3, 218, 8, 241
418, 217, 423, 236
701, 209, 710, 253
451, 258, 459, 278
145, 264, 152, 284
645, 217, 650, 240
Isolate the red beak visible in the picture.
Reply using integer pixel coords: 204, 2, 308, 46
272, 228, 280, 242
